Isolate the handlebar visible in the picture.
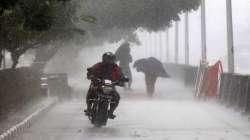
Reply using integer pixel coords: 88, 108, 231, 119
89, 77, 129, 87
87, 67, 129, 86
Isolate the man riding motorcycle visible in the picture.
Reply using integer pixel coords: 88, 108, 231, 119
85, 52, 125, 119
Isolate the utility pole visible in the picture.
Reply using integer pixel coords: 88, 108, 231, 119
175, 21, 179, 64
185, 12, 190, 65
201, 0, 207, 61
166, 28, 170, 63
226, 0, 235, 73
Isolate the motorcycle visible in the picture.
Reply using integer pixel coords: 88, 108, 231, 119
86, 74, 128, 127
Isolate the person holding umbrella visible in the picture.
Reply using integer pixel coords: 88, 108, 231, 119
133, 57, 170, 97
115, 42, 133, 90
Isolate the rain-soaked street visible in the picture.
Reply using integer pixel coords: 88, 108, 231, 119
12, 79, 250, 140
2, 0, 250, 140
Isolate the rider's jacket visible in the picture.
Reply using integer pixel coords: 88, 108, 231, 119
87, 62, 122, 81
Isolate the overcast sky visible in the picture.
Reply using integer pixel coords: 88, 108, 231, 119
136, 0, 250, 73
43, 0, 250, 89
14, 0, 250, 89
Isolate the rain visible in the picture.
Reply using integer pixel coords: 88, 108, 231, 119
1, 0, 250, 140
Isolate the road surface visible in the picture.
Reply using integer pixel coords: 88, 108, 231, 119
13, 79, 250, 140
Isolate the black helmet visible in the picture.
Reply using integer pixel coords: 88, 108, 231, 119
102, 52, 116, 64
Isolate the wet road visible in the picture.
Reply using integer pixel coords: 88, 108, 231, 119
13, 79, 250, 140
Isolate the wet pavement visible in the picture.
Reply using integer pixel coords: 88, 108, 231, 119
12, 79, 250, 140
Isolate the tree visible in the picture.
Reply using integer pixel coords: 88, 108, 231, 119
0, 0, 95, 69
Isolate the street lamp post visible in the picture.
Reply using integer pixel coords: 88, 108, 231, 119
166, 29, 170, 62
226, 0, 235, 73
185, 12, 190, 65
175, 21, 179, 64
201, 0, 207, 61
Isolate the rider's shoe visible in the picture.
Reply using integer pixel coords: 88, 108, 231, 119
108, 112, 116, 119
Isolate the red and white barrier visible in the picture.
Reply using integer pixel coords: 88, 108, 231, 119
195, 61, 223, 99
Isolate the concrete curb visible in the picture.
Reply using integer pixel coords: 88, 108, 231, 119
0, 98, 57, 140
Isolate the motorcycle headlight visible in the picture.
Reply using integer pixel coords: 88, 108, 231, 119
102, 86, 113, 94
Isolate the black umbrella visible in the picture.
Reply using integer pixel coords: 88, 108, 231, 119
133, 57, 170, 78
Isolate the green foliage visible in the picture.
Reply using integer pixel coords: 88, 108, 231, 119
20, 0, 54, 31
0, 0, 91, 68
0, 0, 18, 10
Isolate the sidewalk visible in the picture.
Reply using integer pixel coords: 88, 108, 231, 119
0, 98, 55, 134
